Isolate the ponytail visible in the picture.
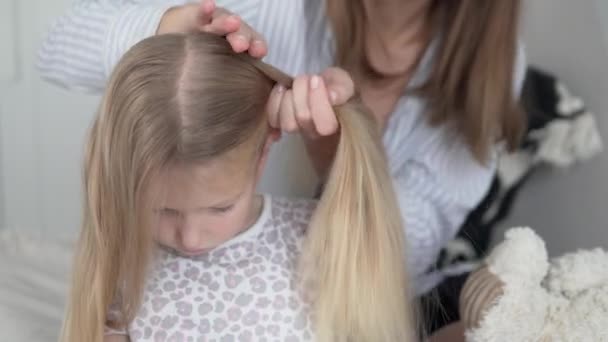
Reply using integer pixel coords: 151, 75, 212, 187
256, 57, 415, 342
302, 101, 415, 341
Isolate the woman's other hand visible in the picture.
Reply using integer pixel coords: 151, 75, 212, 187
266, 67, 355, 139
158, 0, 267, 58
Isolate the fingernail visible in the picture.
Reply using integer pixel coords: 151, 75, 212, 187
329, 90, 338, 104
275, 85, 284, 93
310, 75, 320, 90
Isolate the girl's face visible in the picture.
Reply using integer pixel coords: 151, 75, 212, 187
150, 158, 260, 256
148, 132, 276, 256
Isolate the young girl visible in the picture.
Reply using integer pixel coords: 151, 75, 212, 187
62, 33, 416, 342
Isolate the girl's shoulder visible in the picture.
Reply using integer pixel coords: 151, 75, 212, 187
267, 195, 317, 224
255, 195, 316, 253
261, 195, 317, 239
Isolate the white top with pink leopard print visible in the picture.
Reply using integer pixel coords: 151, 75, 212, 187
105, 195, 317, 342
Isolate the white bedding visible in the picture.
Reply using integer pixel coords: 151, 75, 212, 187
0, 230, 74, 341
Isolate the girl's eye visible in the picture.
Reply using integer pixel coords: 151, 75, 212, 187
157, 208, 180, 217
210, 205, 234, 214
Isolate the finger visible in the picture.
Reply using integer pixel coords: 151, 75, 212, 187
309, 75, 339, 136
321, 67, 355, 105
225, 28, 253, 53
198, 0, 216, 26
200, 12, 241, 35
247, 29, 267, 57
292, 75, 318, 138
226, 25, 266, 56
248, 37, 267, 58
266, 84, 284, 129
279, 90, 298, 133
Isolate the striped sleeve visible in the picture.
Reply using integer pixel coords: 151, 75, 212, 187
215, 0, 262, 26
37, 0, 187, 93
394, 118, 500, 295
394, 155, 482, 295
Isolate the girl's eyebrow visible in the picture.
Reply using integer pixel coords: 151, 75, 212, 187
153, 190, 246, 213
154, 207, 180, 212
198, 190, 245, 210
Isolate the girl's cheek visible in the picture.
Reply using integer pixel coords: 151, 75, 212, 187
151, 219, 174, 243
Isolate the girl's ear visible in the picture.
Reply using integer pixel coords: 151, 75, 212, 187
255, 127, 281, 180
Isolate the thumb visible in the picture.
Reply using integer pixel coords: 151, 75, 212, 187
321, 67, 355, 106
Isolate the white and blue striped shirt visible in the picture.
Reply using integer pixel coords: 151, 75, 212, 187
37, 0, 526, 295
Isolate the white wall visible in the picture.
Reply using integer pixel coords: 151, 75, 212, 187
598, 0, 608, 43
0, 0, 316, 240
496, 0, 608, 255
0, 0, 98, 239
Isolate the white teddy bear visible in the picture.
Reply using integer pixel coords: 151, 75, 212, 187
459, 227, 608, 342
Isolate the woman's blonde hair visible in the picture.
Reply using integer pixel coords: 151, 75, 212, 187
62, 33, 415, 342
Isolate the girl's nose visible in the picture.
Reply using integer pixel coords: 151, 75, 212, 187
179, 218, 205, 253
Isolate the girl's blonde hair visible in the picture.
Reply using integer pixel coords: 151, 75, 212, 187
62, 33, 415, 342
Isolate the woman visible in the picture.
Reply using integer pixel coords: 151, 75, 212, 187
38, 0, 525, 335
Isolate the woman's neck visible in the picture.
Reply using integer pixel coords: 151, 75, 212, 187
360, 0, 432, 77
363, 0, 432, 40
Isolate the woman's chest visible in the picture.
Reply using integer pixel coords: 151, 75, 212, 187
128, 253, 314, 342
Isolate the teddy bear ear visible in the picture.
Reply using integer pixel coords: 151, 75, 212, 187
459, 266, 506, 331
485, 227, 550, 284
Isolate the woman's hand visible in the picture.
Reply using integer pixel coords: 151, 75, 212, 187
266, 67, 356, 139
157, 0, 267, 58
